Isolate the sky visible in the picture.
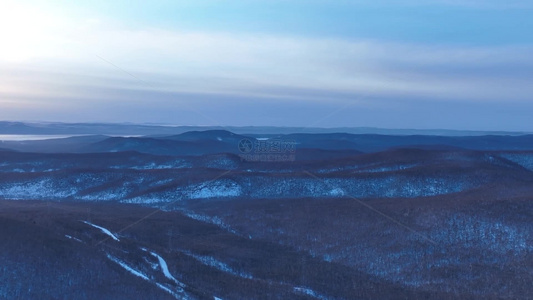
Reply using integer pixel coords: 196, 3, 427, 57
1, 0, 532, 131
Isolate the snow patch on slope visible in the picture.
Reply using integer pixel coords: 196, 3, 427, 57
293, 287, 328, 299
155, 283, 185, 299
107, 254, 148, 280
64, 235, 83, 243
183, 211, 240, 235
107, 253, 189, 299
142, 249, 186, 288
183, 252, 253, 279
82, 221, 120, 241
79, 189, 129, 201
329, 188, 345, 197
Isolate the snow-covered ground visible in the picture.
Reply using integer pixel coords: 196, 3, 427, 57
187, 180, 242, 199
107, 252, 190, 299
0, 179, 77, 200
0, 152, 502, 204
499, 153, 533, 171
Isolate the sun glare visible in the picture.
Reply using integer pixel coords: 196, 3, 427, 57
0, 1, 65, 63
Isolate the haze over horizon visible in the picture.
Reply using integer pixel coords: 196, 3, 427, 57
1, 0, 532, 131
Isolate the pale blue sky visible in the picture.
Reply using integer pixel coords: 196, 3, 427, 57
1, 0, 532, 131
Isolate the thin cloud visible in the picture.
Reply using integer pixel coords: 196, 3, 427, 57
2, 22, 532, 102
1, 4, 532, 129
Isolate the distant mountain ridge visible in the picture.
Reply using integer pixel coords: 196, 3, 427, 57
3, 129, 533, 155
0, 121, 530, 136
